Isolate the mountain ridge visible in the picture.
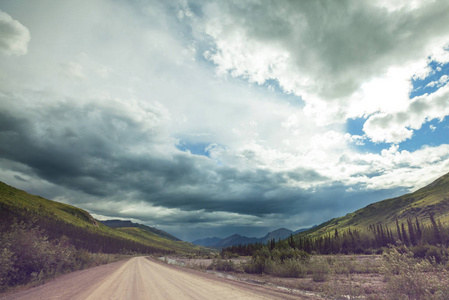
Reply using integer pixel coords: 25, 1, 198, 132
99, 219, 180, 242
192, 227, 311, 248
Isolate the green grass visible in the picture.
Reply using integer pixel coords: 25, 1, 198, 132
297, 172, 449, 239
116, 227, 209, 256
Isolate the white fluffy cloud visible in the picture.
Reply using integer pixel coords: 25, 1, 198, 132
338, 144, 449, 191
364, 84, 449, 143
0, 10, 30, 56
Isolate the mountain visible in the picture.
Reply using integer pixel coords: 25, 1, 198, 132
258, 228, 293, 244
99, 219, 180, 241
0, 181, 207, 256
294, 226, 315, 234
192, 227, 313, 248
297, 171, 449, 239
213, 234, 259, 248
191, 237, 223, 247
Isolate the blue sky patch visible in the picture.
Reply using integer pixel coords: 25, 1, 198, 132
411, 60, 449, 98
400, 118, 449, 152
346, 58, 449, 154
346, 116, 449, 153
176, 141, 211, 157
346, 117, 390, 153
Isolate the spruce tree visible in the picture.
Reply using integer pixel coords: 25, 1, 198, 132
407, 218, 417, 246
415, 217, 422, 243
396, 218, 403, 243
401, 223, 409, 246
429, 213, 442, 244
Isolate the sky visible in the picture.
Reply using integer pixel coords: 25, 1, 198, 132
1, 0, 449, 242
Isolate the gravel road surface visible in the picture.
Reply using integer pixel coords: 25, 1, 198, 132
3, 257, 315, 300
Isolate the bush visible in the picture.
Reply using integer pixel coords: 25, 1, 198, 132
243, 247, 271, 274
0, 222, 77, 286
267, 258, 307, 278
241, 247, 310, 275
0, 221, 121, 290
0, 247, 16, 287
310, 258, 330, 282
410, 244, 449, 264
207, 259, 236, 272
382, 247, 449, 299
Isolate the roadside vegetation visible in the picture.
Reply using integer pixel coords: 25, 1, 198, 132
177, 244, 449, 299
196, 215, 449, 299
0, 220, 127, 291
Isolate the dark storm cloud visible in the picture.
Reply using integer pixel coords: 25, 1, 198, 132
0, 109, 113, 196
0, 92, 330, 219
0, 94, 397, 223
0, 90, 418, 243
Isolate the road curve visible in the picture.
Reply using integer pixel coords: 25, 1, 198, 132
4, 257, 313, 300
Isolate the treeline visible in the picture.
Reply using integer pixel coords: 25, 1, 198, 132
222, 214, 449, 257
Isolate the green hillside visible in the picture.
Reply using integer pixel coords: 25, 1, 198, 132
297, 172, 449, 239
99, 219, 180, 241
0, 181, 207, 256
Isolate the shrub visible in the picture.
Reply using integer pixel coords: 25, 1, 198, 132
207, 259, 236, 272
243, 247, 272, 274
410, 244, 449, 264
267, 258, 307, 278
381, 247, 448, 299
310, 258, 331, 282
0, 247, 16, 287
424, 246, 448, 264
242, 256, 271, 274
0, 221, 121, 290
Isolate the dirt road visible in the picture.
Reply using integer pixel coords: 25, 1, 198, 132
4, 257, 316, 299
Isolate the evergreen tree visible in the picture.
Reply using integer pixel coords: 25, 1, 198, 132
407, 218, 417, 246
415, 217, 422, 243
429, 213, 442, 244
288, 233, 296, 249
396, 218, 403, 242
401, 223, 409, 246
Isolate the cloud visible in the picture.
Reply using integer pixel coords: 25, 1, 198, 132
0, 10, 30, 56
336, 144, 449, 191
363, 84, 449, 143
60, 62, 85, 79
194, 0, 449, 125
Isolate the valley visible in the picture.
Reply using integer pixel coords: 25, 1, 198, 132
3, 171, 449, 299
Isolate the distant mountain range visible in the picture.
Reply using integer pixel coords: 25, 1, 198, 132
99, 219, 180, 241
194, 171, 449, 249
192, 227, 312, 248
